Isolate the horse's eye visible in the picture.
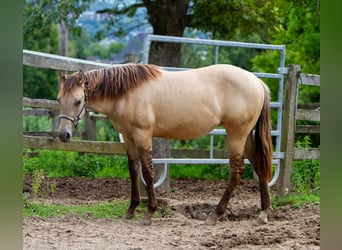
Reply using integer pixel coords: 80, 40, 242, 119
74, 99, 82, 106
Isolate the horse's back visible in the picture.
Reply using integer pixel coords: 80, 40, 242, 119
117, 64, 266, 140
161, 64, 265, 116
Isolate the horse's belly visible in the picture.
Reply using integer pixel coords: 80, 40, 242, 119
153, 118, 220, 140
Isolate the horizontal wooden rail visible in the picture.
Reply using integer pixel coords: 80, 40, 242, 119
23, 97, 59, 109
300, 73, 320, 86
294, 148, 320, 160
23, 135, 127, 155
295, 125, 320, 134
23, 109, 59, 116
296, 109, 320, 122
23, 49, 111, 71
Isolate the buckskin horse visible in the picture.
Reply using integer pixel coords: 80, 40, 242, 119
57, 64, 273, 226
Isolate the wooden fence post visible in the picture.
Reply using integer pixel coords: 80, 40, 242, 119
276, 64, 301, 197
83, 112, 96, 141
50, 109, 59, 132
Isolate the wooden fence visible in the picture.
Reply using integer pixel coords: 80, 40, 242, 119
276, 64, 320, 197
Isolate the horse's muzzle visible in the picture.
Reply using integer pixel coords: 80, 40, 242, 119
59, 131, 71, 143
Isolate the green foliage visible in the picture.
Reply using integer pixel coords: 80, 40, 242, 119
292, 136, 320, 194
24, 0, 92, 35
85, 42, 125, 59
172, 134, 226, 150
23, 115, 52, 132
23, 1, 60, 99
23, 66, 59, 99
23, 15, 59, 99
192, 0, 279, 41
252, 0, 320, 74
169, 164, 225, 180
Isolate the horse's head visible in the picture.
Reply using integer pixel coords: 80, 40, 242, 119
57, 70, 88, 142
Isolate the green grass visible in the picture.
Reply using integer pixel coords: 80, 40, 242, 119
23, 198, 130, 219
23, 197, 172, 219
272, 193, 320, 210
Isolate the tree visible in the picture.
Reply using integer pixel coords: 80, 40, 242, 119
23, 0, 93, 99
252, 0, 320, 74
23, 3, 59, 99
98, 0, 278, 66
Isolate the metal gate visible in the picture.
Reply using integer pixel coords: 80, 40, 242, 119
142, 34, 286, 187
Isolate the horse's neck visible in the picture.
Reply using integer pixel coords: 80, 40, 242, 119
88, 98, 114, 116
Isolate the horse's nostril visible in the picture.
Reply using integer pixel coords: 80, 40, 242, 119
59, 132, 71, 142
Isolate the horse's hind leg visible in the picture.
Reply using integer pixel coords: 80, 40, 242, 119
244, 133, 272, 224
206, 133, 247, 225
257, 177, 272, 224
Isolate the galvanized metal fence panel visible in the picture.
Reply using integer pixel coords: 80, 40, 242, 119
142, 35, 286, 187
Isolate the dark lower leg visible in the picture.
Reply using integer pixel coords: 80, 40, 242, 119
259, 179, 271, 211
206, 155, 245, 225
215, 154, 245, 217
124, 155, 141, 219
257, 179, 272, 224
139, 147, 157, 225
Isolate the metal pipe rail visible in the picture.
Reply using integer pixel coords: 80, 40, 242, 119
142, 34, 286, 188
151, 158, 280, 188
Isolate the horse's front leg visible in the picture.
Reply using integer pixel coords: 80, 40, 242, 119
123, 137, 141, 220
124, 154, 141, 219
131, 129, 157, 225
137, 144, 157, 226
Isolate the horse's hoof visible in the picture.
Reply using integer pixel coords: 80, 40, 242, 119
256, 208, 272, 225
205, 212, 219, 225
139, 216, 152, 226
124, 212, 134, 220
256, 214, 268, 225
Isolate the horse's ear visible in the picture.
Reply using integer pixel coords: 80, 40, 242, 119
59, 71, 67, 82
78, 69, 86, 86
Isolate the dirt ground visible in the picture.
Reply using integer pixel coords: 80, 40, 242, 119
23, 176, 320, 249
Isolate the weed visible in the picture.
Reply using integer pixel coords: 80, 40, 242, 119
50, 179, 57, 194
31, 169, 45, 198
